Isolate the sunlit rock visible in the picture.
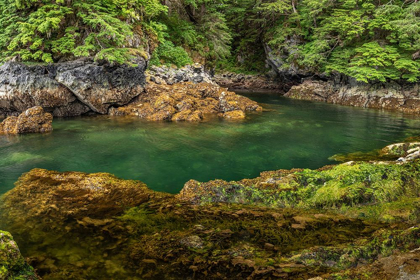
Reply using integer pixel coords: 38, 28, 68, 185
0, 106, 52, 134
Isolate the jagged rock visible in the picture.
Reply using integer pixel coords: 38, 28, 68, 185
109, 82, 262, 121
0, 106, 52, 134
0, 230, 38, 279
147, 64, 213, 86
0, 58, 147, 116
54, 59, 147, 114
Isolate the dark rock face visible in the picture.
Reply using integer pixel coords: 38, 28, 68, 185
0, 58, 147, 117
0, 106, 53, 134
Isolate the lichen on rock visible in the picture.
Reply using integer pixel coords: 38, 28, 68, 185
0, 106, 52, 135
0, 58, 147, 117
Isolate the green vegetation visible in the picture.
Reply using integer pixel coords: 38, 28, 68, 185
1, 1, 420, 80
0, 230, 37, 280
182, 160, 420, 222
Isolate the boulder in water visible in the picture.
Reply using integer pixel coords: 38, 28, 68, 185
0, 106, 52, 134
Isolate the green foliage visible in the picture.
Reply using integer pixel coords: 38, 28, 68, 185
0, 0, 167, 63
262, 0, 420, 82
150, 40, 192, 67
3, 0, 420, 80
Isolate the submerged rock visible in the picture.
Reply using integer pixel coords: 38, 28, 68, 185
3, 140, 420, 280
0, 230, 38, 279
109, 82, 262, 121
0, 106, 52, 134
0, 169, 168, 224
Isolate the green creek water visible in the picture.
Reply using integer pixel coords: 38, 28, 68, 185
1, 93, 420, 195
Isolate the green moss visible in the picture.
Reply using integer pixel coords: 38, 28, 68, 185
0, 230, 38, 280
181, 161, 420, 219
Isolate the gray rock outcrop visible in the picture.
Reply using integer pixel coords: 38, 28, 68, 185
0, 58, 147, 117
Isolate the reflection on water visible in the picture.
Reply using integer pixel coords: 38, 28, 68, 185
1, 94, 420, 194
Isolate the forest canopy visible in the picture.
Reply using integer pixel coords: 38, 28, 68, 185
0, 0, 420, 82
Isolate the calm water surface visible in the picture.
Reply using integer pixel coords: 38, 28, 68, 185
1, 93, 420, 194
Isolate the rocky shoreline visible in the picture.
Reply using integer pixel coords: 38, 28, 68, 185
1, 58, 420, 118
0, 61, 262, 121
285, 79, 420, 115
1, 140, 420, 279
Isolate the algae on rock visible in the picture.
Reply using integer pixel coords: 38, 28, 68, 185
0, 230, 38, 280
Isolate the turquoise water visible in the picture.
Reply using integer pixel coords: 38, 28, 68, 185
1, 93, 420, 194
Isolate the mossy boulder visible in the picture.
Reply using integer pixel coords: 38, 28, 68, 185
0, 230, 38, 280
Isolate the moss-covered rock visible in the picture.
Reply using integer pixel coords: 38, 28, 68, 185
0, 230, 38, 280
178, 161, 420, 221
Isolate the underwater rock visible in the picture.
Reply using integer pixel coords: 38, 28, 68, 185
0, 58, 147, 116
0, 169, 169, 224
109, 82, 262, 121
0, 106, 52, 134
0, 230, 38, 279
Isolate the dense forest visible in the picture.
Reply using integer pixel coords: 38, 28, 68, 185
0, 0, 420, 82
